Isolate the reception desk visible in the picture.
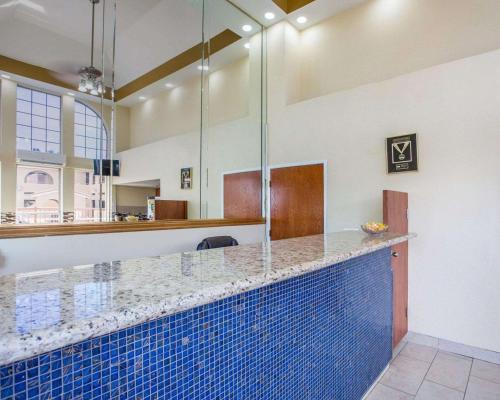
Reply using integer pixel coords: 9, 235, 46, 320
0, 231, 413, 399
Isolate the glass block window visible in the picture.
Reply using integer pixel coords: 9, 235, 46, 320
16, 86, 61, 153
74, 101, 108, 159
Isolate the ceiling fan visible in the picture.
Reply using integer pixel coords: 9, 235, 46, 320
78, 0, 105, 95
47, 0, 106, 95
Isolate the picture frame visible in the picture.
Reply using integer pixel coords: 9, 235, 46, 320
386, 133, 418, 173
181, 167, 193, 189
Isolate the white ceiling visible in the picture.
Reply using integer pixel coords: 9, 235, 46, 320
231, 0, 367, 29
0, 0, 366, 105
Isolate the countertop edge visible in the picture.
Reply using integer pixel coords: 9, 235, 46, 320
0, 233, 415, 365
0, 218, 265, 239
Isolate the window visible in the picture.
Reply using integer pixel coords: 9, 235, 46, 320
16, 86, 61, 153
74, 169, 107, 222
24, 170, 54, 185
74, 101, 108, 159
16, 165, 61, 224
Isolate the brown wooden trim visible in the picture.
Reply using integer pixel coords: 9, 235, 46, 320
272, 0, 315, 13
0, 54, 112, 100
115, 29, 241, 101
1, 29, 240, 102
0, 218, 264, 239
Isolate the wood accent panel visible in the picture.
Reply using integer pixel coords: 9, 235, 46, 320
115, 29, 241, 101
383, 190, 409, 349
272, 0, 316, 13
0, 54, 112, 100
154, 200, 187, 220
155, 187, 160, 197
1, 29, 240, 101
224, 171, 262, 219
270, 164, 324, 241
0, 218, 264, 240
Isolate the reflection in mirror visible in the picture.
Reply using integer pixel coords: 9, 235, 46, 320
0, 0, 265, 226
201, 0, 264, 219
0, 0, 114, 224
113, 0, 204, 220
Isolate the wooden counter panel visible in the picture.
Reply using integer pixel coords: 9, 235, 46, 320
0, 218, 265, 239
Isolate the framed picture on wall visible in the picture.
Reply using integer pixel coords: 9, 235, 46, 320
386, 133, 418, 173
181, 167, 192, 189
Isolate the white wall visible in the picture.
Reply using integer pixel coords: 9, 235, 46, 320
0, 224, 265, 275
268, 26, 500, 353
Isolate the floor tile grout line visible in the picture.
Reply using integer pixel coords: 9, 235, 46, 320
378, 351, 431, 397
468, 363, 500, 386
364, 342, 409, 399
463, 358, 474, 399
414, 346, 440, 397
378, 382, 416, 398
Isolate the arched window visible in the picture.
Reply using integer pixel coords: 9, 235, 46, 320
74, 101, 108, 159
24, 170, 54, 185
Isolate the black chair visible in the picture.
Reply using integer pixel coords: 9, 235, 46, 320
196, 236, 239, 250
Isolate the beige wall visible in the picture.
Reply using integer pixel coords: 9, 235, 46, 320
115, 185, 156, 208
0, 79, 17, 214
266, 0, 500, 353
128, 57, 250, 148
295, 0, 500, 103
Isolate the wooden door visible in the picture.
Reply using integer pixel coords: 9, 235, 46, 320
270, 164, 324, 241
383, 190, 409, 349
223, 171, 262, 219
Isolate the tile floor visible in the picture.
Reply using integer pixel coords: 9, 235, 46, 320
366, 342, 500, 400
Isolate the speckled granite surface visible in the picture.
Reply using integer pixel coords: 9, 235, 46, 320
0, 231, 414, 365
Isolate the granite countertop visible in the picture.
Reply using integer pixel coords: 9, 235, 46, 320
0, 231, 414, 365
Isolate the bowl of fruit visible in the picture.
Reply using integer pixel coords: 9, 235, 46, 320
361, 222, 389, 236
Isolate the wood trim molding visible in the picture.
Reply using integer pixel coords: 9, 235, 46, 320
0, 54, 112, 100
272, 0, 316, 14
0, 218, 264, 239
115, 29, 241, 101
0, 29, 240, 102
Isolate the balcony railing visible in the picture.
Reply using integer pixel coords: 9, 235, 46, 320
15, 208, 109, 224
16, 208, 60, 224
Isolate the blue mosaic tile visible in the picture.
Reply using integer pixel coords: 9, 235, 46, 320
0, 249, 392, 399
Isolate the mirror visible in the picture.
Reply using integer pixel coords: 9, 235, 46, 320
201, 0, 265, 219
0, 0, 265, 226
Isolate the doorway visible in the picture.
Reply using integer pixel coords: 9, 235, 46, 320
268, 162, 326, 241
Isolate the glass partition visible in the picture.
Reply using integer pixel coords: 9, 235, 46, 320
0, 0, 265, 226
201, 0, 265, 219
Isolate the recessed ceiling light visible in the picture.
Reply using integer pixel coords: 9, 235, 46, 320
67, 92, 75, 96
197, 65, 209, 71
1, 74, 11, 79
165, 83, 174, 88
139, 96, 147, 101
244, 42, 251, 49
264, 12, 275, 20
242, 24, 252, 32
296, 16, 308, 24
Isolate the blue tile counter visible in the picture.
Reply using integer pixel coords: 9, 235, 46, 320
0, 231, 414, 399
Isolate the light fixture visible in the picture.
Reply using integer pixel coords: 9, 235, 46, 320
139, 96, 146, 101
78, 0, 105, 96
244, 42, 251, 49
197, 65, 209, 71
264, 12, 275, 20
67, 92, 75, 96
165, 83, 174, 88
242, 24, 252, 32
296, 16, 308, 24
1, 74, 10, 79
